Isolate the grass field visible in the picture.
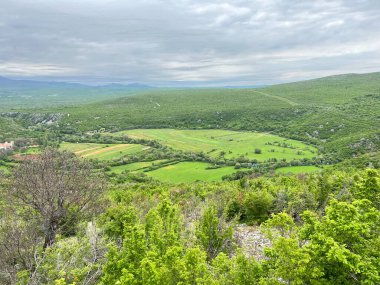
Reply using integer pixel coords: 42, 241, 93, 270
275, 165, 321, 174
115, 129, 317, 161
109, 160, 167, 174
60, 142, 146, 160
145, 162, 237, 183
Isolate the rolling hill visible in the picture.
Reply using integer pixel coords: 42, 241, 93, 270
52, 72, 380, 160
1, 72, 379, 161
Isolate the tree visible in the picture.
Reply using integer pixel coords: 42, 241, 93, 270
7, 148, 106, 248
300, 199, 380, 284
261, 198, 380, 284
0, 213, 41, 284
196, 206, 234, 260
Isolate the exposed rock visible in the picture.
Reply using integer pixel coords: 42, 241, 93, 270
0, 112, 63, 125
234, 224, 270, 261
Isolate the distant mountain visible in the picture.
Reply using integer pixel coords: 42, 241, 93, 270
100, 82, 152, 89
125, 83, 152, 88
223, 85, 268, 89
0, 76, 152, 89
0, 76, 89, 89
0, 76, 153, 108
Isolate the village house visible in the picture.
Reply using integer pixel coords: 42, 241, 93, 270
0, 141, 14, 150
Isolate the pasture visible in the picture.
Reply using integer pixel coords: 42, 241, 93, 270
60, 142, 146, 160
145, 162, 237, 183
114, 129, 317, 161
109, 160, 168, 174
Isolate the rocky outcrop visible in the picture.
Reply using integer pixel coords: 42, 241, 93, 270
234, 224, 270, 261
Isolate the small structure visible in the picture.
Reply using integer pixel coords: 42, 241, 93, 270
0, 141, 14, 150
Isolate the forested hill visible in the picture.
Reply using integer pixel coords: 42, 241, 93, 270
54, 72, 380, 161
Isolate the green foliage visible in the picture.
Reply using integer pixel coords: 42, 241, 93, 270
101, 204, 138, 239
262, 197, 380, 284
303, 199, 380, 284
195, 206, 234, 260
30, 232, 104, 284
242, 189, 274, 223
354, 169, 380, 208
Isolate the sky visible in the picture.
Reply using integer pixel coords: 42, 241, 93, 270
0, 0, 380, 86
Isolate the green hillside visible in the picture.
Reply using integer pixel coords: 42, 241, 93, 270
54, 72, 380, 160
263, 72, 380, 105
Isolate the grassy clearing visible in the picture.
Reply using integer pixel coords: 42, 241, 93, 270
60, 142, 146, 160
146, 162, 237, 183
23, 147, 40, 154
275, 165, 321, 174
115, 129, 317, 161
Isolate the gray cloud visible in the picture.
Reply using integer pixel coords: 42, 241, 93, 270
0, 0, 379, 85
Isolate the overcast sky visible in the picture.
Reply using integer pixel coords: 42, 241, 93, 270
0, 0, 380, 86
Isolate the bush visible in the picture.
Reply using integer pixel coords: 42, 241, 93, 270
242, 190, 274, 223
196, 206, 234, 260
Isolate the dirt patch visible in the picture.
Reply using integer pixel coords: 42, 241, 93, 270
74, 146, 102, 155
12, 153, 39, 161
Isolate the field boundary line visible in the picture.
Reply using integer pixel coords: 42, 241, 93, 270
252, 90, 299, 106
82, 144, 131, 157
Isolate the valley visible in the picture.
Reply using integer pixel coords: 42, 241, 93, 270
2, 1, 380, 283
0, 72, 379, 284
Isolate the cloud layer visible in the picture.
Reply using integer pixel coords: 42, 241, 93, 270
1, 0, 379, 85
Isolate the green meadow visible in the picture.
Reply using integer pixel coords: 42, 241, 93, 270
145, 162, 237, 183
59, 129, 321, 182
109, 160, 168, 174
115, 129, 317, 161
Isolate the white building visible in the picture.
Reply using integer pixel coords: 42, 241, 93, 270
0, 141, 14, 150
